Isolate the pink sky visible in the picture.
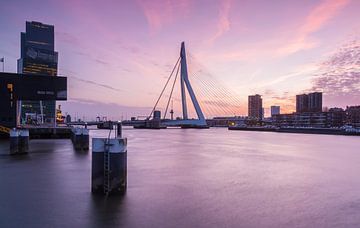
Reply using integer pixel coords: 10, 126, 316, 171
0, 0, 359, 119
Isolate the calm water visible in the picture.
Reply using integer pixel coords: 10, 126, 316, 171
0, 128, 360, 228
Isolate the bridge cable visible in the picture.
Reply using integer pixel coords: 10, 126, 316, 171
148, 57, 181, 119
163, 59, 181, 119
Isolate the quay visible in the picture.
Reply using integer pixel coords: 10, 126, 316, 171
28, 126, 72, 139
228, 126, 360, 136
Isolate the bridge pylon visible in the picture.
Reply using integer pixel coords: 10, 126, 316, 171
163, 42, 207, 128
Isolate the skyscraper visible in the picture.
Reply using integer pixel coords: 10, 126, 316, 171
248, 94, 263, 119
17, 21, 58, 124
296, 92, 322, 113
296, 94, 308, 113
271, 106, 280, 117
308, 92, 322, 112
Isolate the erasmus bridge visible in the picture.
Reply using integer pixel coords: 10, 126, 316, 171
125, 42, 243, 129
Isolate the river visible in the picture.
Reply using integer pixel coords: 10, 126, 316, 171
0, 127, 359, 227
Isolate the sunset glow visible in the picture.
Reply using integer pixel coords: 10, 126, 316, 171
1, 0, 359, 119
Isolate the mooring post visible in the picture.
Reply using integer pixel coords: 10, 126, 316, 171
9, 129, 19, 155
92, 137, 127, 195
117, 122, 122, 138
9, 129, 29, 155
18, 129, 29, 153
71, 127, 89, 151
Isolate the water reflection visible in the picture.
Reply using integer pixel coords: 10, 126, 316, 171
0, 128, 359, 227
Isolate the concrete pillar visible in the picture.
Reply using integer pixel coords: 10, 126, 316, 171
71, 127, 89, 151
92, 138, 127, 195
9, 129, 19, 155
117, 122, 122, 138
9, 129, 29, 155
18, 129, 29, 154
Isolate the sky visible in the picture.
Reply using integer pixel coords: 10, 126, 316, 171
0, 0, 359, 120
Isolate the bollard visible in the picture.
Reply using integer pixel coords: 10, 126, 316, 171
117, 122, 122, 138
92, 138, 127, 195
9, 129, 19, 155
71, 127, 89, 151
18, 129, 29, 154
9, 129, 29, 155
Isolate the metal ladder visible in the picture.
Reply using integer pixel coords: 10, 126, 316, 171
103, 138, 111, 195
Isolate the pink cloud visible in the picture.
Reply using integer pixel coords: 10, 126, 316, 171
137, 0, 191, 33
206, 0, 232, 45
278, 0, 350, 56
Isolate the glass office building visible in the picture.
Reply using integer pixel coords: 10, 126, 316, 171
17, 21, 58, 125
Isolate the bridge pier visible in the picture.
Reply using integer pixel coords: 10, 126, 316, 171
117, 122, 122, 138
92, 123, 127, 195
71, 127, 89, 151
9, 129, 29, 155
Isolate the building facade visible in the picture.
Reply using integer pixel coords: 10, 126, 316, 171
248, 94, 263, 119
271, 106, 280, 117
273, 109, 347, 128
346, 106, 360, 127
308, 92, 322, 112
17, 21, 58, 125
296, 94, 309, 113
296, 92, 322, 113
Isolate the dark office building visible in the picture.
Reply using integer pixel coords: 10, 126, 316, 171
296, 94, 309, 113
248, 94, 263, 119
0, 72, 67, 137
296, 92, 322, 113
17, 21, 58, 125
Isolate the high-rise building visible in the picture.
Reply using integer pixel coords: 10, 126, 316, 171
296, 94, 308, 113
308, 92, 322, 112
17, 21, 58, 124
248, 94, 263, 119
271, 106, 280, 117
296, 92, 322, 113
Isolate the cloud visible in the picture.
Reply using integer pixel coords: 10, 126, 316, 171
70, 75, 123, 92
256, 63, 318, 88
137, 0, 190, 33
278, 0, 350, 56
56, 31, 80, 46
206, 0, 232, 45
310, 39, 360, 106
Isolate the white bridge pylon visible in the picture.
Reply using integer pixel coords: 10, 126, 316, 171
152, 42, 207, 127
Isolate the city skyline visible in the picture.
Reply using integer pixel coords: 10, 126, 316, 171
1, 0, 359, 119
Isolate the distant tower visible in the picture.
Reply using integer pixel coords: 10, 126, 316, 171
248, 94, 263, 119
170, 100, 174, 120
308, 92, 322, 112
296, 94, 309, 113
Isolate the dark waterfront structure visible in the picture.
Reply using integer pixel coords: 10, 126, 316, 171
248, 94, 263, 120
346, 106, 360, 127
206, 116, 246, 127
0, 72, 66, 135
273, 109, 348, 128
296, 92, 322, 113
271, 106, 280, 117
17, 21, 58, 125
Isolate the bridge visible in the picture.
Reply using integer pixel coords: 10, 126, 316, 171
124, 42, 243, 129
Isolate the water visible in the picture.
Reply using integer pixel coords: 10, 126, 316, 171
1, 128, 360, 227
